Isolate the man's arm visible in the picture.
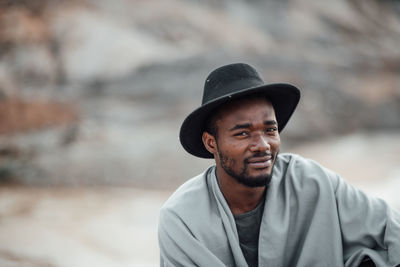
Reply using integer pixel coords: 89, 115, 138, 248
334, 176, 400, 266
158, 208, 226, 267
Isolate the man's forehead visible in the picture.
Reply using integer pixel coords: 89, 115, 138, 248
217, 96, 275, 119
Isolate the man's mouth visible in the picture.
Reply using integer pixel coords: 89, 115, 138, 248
245, 154, 274, 169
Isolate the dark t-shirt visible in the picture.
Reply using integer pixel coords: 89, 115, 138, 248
234, 199, 265, 267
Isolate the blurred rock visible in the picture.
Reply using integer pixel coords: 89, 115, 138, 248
0, 97, 78, 135
0, 0, 399, 187
50, 6, 184, 83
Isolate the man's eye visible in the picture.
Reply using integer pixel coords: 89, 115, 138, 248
234, 132, 248, 137
266, 128, 277, 133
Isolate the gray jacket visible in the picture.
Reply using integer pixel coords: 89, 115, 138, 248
158, 154, 400, 266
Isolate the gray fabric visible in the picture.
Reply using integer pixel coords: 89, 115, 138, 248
158, 153, 400, 267
234, 198, 265, 267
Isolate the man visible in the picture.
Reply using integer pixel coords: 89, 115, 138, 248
158, 63, 400, 267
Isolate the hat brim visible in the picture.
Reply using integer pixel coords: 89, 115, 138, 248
179, 83, 301, 158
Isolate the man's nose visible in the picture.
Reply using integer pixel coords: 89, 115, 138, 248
249, 134, 270, 152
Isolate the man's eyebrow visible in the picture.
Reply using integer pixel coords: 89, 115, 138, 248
229, 123, 252, 131
264, 120, 277, 126
229, 120, 277, 131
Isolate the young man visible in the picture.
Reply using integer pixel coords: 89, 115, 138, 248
158, 63, 400, 267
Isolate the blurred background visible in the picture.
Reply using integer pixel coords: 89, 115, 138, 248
0, 0, 399, 266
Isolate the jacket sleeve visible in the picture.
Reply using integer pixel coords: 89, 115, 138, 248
158, 207, 226, 267
334, 176, 400, 266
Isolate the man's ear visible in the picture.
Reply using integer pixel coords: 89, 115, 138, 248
202, 131, 217, 154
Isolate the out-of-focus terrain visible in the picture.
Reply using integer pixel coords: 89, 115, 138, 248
0, 0, 399, 266
0, 133, 399, 267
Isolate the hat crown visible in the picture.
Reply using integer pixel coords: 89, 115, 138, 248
202, 63, 264, 104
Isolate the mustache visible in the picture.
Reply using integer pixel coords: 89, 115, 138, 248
244, 152, 274, 164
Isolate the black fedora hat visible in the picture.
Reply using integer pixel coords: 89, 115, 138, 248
179, 63, 300, 158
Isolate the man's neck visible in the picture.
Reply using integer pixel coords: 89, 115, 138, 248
216, 170, 266, 215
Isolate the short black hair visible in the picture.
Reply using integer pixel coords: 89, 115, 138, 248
204, 109, 222, 137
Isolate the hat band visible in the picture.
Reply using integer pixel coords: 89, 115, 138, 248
202, 77, 263, 104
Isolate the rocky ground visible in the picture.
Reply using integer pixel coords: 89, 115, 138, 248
0, 186, 170, 267
0, 132, 399, 267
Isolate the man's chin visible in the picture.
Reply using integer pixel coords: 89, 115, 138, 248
234, 174, 272, 188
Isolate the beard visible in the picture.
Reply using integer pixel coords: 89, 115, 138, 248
217, 150, 277, 188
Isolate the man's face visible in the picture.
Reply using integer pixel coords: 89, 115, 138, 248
212, 97, 280, 187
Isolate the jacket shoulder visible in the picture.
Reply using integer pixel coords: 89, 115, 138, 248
275, 153, 341, 190
160, 168, 213, 220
